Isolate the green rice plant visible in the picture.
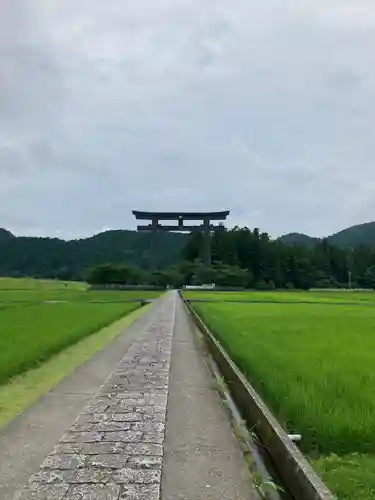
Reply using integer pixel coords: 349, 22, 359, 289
0, 305, 149, 428
0, 288, 161, 307
0, 279, 161, 384
0, 302, 139, 385
193, 298, 375, 499
184, 290, 375, 305
314, 454, 375, 500
195, 301, 375, 455
81, 290, 162, 301
0, 277, 85, 290
0, 278, 162, 304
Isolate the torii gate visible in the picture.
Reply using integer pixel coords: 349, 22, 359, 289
132, 210, 230, 271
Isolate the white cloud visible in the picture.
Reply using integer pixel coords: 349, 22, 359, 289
0, 0, 375, 239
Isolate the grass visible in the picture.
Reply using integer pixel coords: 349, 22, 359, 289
0, 304, 150, 428
190, 292, 375, 500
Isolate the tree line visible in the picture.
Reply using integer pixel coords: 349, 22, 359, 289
88, 226, 375, 289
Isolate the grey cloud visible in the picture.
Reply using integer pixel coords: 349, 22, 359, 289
1, 0, 375, 239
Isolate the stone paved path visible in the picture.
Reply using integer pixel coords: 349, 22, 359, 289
13, 294, 175, 500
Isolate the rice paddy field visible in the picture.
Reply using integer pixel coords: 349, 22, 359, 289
184, 289, 375, 500
0, 278, 160, 385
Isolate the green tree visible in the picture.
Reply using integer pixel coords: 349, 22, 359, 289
215, 263, 248, 287
86, 264, 146, 285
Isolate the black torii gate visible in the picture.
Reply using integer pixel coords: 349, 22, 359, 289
132, 210, 230, 271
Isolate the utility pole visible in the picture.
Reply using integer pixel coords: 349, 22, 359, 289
347, 248, 354, 289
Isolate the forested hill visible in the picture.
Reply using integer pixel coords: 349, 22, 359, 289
0, 229, 187, 280
279, 222, 375, 248
278, 233, 319, 247
328, 222, 375, 248
2, 220, 375, 282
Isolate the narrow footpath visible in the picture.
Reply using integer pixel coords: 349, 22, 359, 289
1, 292, 258, 500
162, 294, 259, 500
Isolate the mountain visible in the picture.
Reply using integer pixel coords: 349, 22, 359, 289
327, 222, 375, 248
0, 229, 187, 280
0, 228, 15, 241
279, 222, 375, 249
278, 233, 319, 248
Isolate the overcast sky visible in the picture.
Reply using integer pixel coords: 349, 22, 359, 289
1, 1, 375, 240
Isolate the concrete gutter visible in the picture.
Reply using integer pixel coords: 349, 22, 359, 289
181, 294, 335, 500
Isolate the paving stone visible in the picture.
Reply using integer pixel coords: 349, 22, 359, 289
112, 468, 161, 484
41, 454, 86, 470
74, 413, 109, 424
118, 406, 165, 415
51, 443, 83, 455
122, 443, 163, 456
93, 421, 131, 432
118, 391, 168, 399
102, 431, 143, 443
102, 398, 148, 407
137, 413, 165, 423
84, 401, 110, 413
61, 431, 103, 443
100, 390, 148, 398
72, 468, 113, 483
108, 412, 165, 424
70, 421, 94, 432
86, 454, 128, 469
14, 484, 69, 500
141, 432, 165, 444
142, 397, 167, 408
65, 483, 120, 500
81, 442, 124, 455
138, 385, 169, 391
30, 469, 76, 484
107, 405, 142, 414
127, 456, 162, 470
131, 422, 165, 433
111, 413, 143, 423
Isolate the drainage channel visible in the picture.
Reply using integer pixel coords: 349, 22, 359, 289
210, 357, 287, 500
